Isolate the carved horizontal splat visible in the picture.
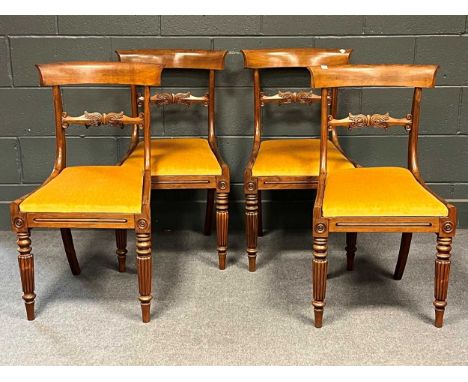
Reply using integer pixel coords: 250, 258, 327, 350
260, 90, 321, 106
328, 113, 412, 131
62, 111, 144, 129
138, 92, 209, 107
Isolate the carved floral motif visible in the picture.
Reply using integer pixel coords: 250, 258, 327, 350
62, 111, 143, 128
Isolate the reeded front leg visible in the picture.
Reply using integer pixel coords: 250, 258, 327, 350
312, 236, 328, 328
345, 232, 357, 271
245, 193, 258, 272
17, 231, 36, 321
216, 192, 229, 270
434, 236, 452, 328
136, 232, 152, 323
60, 228, 81, 275
393, 232, 412, 280
204, 189, 215, 236
115, 229, 127, 273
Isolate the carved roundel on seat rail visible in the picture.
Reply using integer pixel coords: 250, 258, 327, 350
14, 218, 24, 228
442, 221, 454, 234
247, 182, 256, 191
137, 219, 148, 230
315, 223, 327, 234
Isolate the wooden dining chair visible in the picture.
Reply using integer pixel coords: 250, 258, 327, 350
10, 62, 162, 323
241, 48, 357, 272
115, 49, 230, 270
310, 64, 457, 328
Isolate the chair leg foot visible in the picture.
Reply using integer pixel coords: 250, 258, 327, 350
434, 236, 452, 328
216, 192, 229, 270
314, 308, 323, 328
218, 253, 226, 271
136, 232, 152, 323
246, 193, 258, 272
115, 229, 127, 273
345, 232, 357, 271
25, 301, 35, 321
393, 232, 412, 280
17, 231, 36, 321
204, 189, 215, 236
140, 302, 151, 324
248, 255, 256, 272
60, 228, 81, 275
312, 236, 328, 328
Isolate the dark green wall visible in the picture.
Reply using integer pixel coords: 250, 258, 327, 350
0, 15, 467, 230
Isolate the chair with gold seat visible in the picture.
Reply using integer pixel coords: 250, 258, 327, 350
310, 64, 457, 328
116, 49, 230, 270
241, 48, 356, 272
10, 61, 162, 323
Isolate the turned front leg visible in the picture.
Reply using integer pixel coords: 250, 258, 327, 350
434, 236, 452, 328
17, 231, 36, 321
312, 237, 328, 328
115, 229, 128, 273
245, 193, 258, 272
136, 232, 152, 323
216, 192, 229, 270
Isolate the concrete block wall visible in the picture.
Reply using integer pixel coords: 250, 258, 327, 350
0, 15, 467, 230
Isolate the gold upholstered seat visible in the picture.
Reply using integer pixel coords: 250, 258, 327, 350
252, 139, 354, 177
20, 166, 143, 214
322, 167, 448, 217
122, 138, 222, 176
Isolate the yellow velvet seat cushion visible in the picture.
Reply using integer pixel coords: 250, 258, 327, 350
20, 166, 143, 214
323, 167, 448, 217
122, 138, 222, 176
252, 139, 354, 177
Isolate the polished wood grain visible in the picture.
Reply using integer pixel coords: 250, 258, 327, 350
11, 62, 160, 323
310, 64, 438, 88
117, 49, 227, 70
311, 64, 456, 328
216, 192, 229, 270
242, 48, 351, 68
245, 193, 258, 272
136, 232, 152, 323
17, 231, 35, 321
434, 236, 452, 328
117, 49, 230, 270
37, 61, 163, 86
312, 237, 328, 328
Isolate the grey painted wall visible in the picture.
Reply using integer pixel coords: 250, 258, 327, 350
0, 15, 467, 230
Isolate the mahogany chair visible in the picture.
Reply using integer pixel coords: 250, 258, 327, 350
116, 49, 230, 270
10, 62, 162, 323
310, 64, 457, 328
241, 48, 357, 272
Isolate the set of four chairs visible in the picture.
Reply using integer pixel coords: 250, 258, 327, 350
11, 48, 456, 328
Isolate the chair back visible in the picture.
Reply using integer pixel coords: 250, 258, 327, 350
241, 48, 352, 146
36, 61, 163, 188
116, 49, 227, 148
309, 64, 438, 176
